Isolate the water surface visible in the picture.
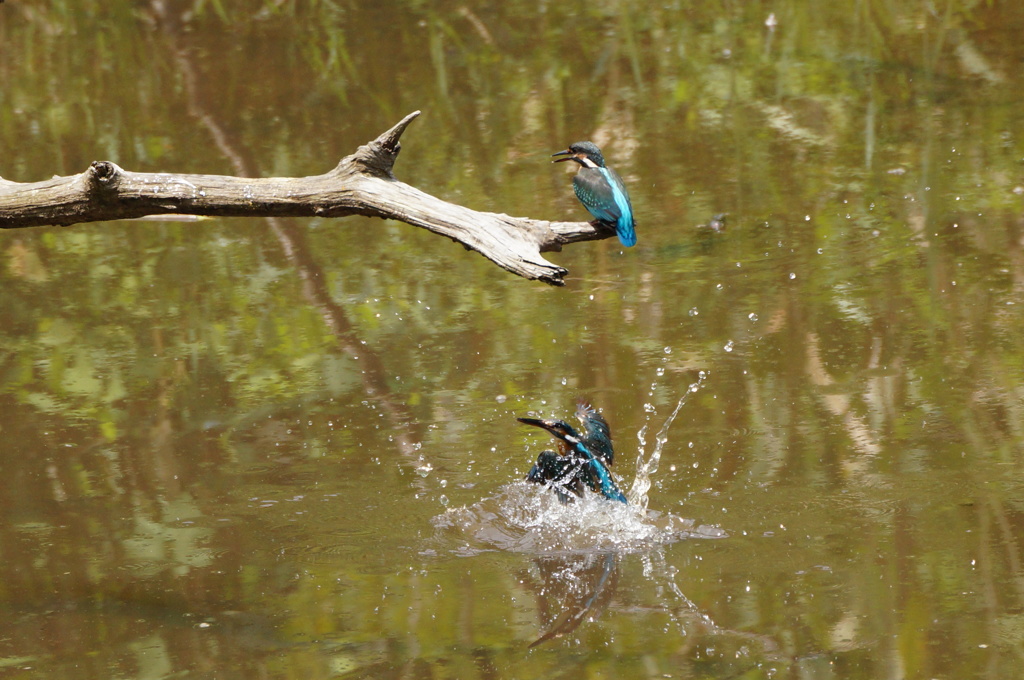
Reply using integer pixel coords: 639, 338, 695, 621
2, 1, 1024, 678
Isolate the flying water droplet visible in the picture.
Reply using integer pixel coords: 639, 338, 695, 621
630, 370, 709, 512
748, 313, 758, 322
724, 340, 734, 352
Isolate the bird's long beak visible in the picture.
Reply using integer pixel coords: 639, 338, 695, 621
517, 416, 557, 431
551, 149, 574, 163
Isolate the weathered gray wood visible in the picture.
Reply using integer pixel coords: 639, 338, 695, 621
0, 111, 614, 285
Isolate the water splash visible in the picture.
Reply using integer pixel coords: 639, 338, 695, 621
629, 370, 708, 512
433, 482, 724, 556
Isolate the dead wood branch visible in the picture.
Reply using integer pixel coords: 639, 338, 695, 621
0, 111, 613, 285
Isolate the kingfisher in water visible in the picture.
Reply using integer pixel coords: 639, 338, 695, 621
519, 401, 628, 504
552, 141, 636, 247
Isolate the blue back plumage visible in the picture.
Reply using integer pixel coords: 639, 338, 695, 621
571, 168, 636, 248
604, 169, 636, 247
563, 434, 628, 504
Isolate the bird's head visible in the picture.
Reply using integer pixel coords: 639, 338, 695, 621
552, 141, 606, 169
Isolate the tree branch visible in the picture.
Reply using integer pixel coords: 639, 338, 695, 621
0, 111, 613, 285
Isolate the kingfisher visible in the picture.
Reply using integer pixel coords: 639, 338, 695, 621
552, 141, 636, 247
519, 401, 628, 504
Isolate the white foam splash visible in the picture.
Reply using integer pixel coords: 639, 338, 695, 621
433, 482, 724, 556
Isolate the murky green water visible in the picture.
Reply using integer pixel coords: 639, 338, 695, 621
3, 1, 1024, 678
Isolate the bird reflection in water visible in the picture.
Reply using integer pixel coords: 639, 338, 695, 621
521, 550, 619, 648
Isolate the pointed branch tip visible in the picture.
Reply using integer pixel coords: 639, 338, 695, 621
379, 110, 422, 153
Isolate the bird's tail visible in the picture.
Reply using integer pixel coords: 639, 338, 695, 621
617, 218, 637, 247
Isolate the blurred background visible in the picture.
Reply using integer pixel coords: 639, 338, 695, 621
2, 0, 1024, 677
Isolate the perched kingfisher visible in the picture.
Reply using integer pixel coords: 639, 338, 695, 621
552, 141, 636, 247
519, 401, 628, 504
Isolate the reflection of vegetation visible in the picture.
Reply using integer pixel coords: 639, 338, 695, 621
2, 0, 1024, 678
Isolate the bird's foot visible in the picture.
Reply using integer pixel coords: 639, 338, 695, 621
589, 220, 618, 238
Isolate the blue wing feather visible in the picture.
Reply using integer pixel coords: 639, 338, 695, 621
566, 437, 627, 504
602, 168, 636, 247
575, 401, 614, 466
572, 168, 636, 247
